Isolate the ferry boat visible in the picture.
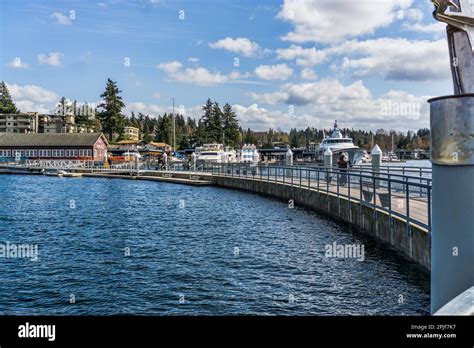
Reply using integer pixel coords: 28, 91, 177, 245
239, 144, 259, 164
196, 143, 237, 164
315, 121, 366, 165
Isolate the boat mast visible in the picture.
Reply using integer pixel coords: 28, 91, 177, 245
172, 98, 176, 152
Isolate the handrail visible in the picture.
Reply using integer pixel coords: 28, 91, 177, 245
2, 160, 431, 232
192, 163, 432, 232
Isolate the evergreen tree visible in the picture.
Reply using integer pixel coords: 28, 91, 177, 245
210, 102, 224, 143
201, 98, 213, 129
222, 103, 239, 146
97, 79, 126, 141
0, 81, 18, 114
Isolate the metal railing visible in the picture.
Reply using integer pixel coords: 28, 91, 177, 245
2, 159, 431, 232
195, 163, 432, 232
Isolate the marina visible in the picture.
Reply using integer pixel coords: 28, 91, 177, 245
1, 0, 474, 344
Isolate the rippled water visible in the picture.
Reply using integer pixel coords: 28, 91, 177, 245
0, 175, 429, 315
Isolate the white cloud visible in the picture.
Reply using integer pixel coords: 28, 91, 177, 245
51, 12, 72, 25
37, 52, 63, 66
277, 38, 450, 81
300, 67, 317, 80
152, 92, 161, 99
232, 103, 318, 131
174, 67, 228, 86
248, 79, 430, 130
276, 0, 412, 43
209, 37, 262, 57
124, 102, 164, 116
187, 57, 200, 63
7, 83, 58, 113
330, 38, 450, 81
254, 64, 293, 80
276, 45, 327, 67
157, 61, 182, 73
403, 22, 446, 36
248, 91, 289, 105
157, 61, 252, 86
8, 58, 30, 69
405, 8, 424, 21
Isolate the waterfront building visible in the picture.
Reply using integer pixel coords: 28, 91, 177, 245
0, 132, 109, 161
143, 142, 172, 154
39, 114, 96, 134
123, 126, 140, 141
0, 113, 38, 133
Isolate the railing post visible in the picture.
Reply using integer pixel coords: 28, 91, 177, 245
428, 184, 431, 231
324, 148, 332, 183
406, 181, 410, 227
372, 144, 382, 189
347, 172, 351, 200
317, 169, 320, 191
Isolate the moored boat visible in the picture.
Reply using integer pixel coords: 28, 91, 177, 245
315, 121, 366, 165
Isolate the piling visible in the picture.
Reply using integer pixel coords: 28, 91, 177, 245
428, 94, 474, 314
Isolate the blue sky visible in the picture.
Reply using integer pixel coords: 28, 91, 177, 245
0, 0, 454, 131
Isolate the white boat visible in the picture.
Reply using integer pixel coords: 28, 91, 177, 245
44, 170, 82, 177
315, 121, 366, 165
61, 171, 82, 178
239, 144, 259, 164
122, 151, 142, 160
196, 144, 237, 164
383, 152, 402, 162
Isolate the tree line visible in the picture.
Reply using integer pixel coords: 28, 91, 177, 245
0, 79, 430, 151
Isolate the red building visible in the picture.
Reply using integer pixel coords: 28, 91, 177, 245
0, 133, 109, 161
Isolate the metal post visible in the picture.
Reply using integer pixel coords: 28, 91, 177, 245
191, 152, 196, 172
135, 155, 139, 176
429, 95, 474, 314
324, 148, 332, 182
317, 169, 320, 191
371, 144, 382, 189
286, 149, 293, 178
163, 153, 168, 171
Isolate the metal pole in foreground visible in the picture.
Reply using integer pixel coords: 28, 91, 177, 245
428, 95, 474, 314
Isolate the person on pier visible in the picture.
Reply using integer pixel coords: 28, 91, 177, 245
337, 153, 348, 186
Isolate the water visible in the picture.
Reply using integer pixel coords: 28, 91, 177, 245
0, 175, 430, 315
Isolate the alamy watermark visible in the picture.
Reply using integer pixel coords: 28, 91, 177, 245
380, 100, 421, 117
325, 242, 365, 261
0, 241, 38, 261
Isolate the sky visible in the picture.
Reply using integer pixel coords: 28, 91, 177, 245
0, 0, 454, 131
